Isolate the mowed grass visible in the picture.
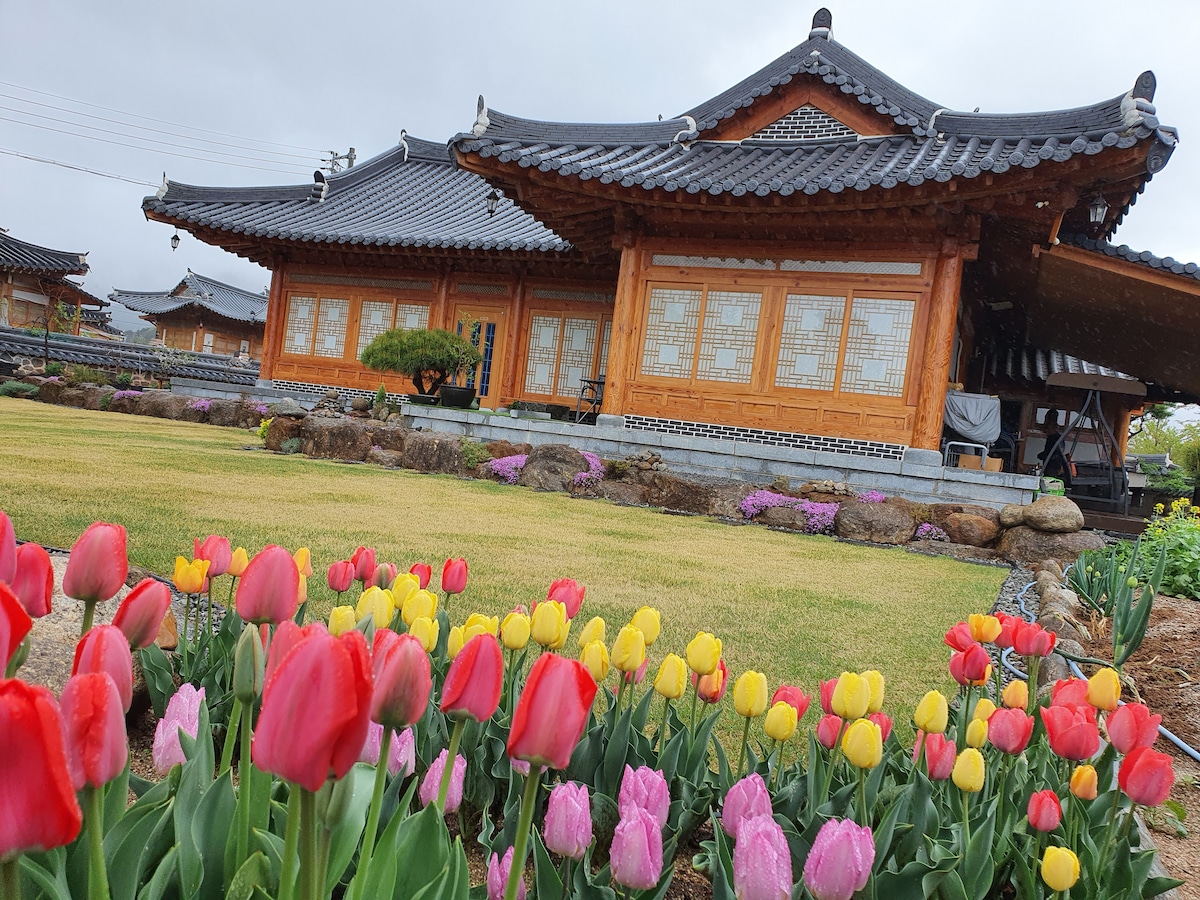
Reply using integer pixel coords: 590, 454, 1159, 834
0, 398, 1005, 740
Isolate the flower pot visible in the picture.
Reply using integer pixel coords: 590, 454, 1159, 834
405, 393, 439, 406
438, 385, 477, 409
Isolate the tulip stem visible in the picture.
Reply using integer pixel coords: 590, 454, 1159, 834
820, 720, 848, 805
505, 766, 543, 900
656, 697, 671, 757
615, 677, 627, 713
279, 786, 302, 900
961, 789, 971, 853
771, 740, 782, 791
857, 767, 869, 827
235, 700, 253, 870
219, 697, 242, 776
81, 599, 97, 638
736, 716, 751, 778
1, 858, 20, 900
689, 684, 699, 734
1025, 657, 1040, 716
436, 718, 466, 813
350, 727, 393, 900
957, 685, 973, 750
299, 788, 317, 900
83, 785, 110, 900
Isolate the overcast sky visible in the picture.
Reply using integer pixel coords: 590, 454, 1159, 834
2, 0, 1197, 333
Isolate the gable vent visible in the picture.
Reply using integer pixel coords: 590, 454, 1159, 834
751, 105, 857, 142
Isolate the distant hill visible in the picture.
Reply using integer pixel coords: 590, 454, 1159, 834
123, 326, 157, 345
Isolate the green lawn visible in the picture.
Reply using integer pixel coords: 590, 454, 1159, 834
0, 398, 1005, 737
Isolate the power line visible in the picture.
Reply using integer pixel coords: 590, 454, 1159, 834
0, 147, 159, 186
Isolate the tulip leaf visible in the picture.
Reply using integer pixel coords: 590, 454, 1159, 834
685, 708, 721, 785
224, 851, 269, 900
191, 769, 236, 900
18, 852, 72, 900
962, 798, 996, 900
103, 760, 132, 836
602, 706, 634, 795
140, 644, 178, 719
707, 818, 737, 900
1144, 875, 1187, 897
532, 826, 564, 900
410, 835, 469, 900
924, 866, 968, 900
103, 795, 172, 900
632, 686, 656, 732
871, 786, 908, 867
656, 728, 686, 785
379, 803, 452, 899
140, 844, 180, 900
324, 763, 376, 895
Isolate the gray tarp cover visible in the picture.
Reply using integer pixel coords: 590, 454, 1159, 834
943, 392, 1001, 443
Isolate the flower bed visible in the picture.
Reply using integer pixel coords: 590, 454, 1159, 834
738, 490, 840, 534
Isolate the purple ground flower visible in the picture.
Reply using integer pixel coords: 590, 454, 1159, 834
485, 454, 528, 485
573, 451, 604, 488
739, 491, 839, 534
856, 490, 887, 503
915, 522, 949, 541
188, 398, 212, 412
112, 390, 143, 400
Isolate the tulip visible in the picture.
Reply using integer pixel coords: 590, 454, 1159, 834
419, 748, 465, 811
252, 625, 373, 792
1027, 789, 1063, 832
351, 546, 376, 585
764, 701, 798, 742
511, 757, 531, 777
447, 625, 465, 659
112, 578, 171, 649
356, 586, 394, 629
1051, 678, 1090, 708
771, 684, 811, 719
943, 621, 976, 652
194, 534, 232, 578
993, 612, 1018, 649
842, 718, 883, 769
816, 714, 843, 750
236, 544, 301, 625
442, 557, 468, 594
734, 670, 769, 718
227, 547, 249, 577
401, 588, 437, 626
327, 560, 355, 594
509, 653, 597, 769
11, 541, 53, 618
734, 815, 792, 900
973, 698, 997, 722
73, 624, 133, 711
487, 847, 527, 900
965, 718, 988, 749
1001, 679, 1028, 709
1106, 702, 1162, 754
152, 683, 205, 775
464, 612, 499, 640
63, 521, 127, 606
547, 577, 585, 619
952, 748, 985, 792
1119, 746, 1175, 806
868, 711, 893, 743
609, 807, 663, 891
968, 613, 1001, 643
819, 677, 838, 715
173, 557, 210, 596
862, 670, 885, 713
580, 639, 610, 681
1, 579, 33, 673
1040, 705, 1100, 761
61, 672, 128, 789
721, 773, 772, 838
696, 658, 728, 703
371, 630, 432, 730
1041, 846, 1080, 892
988, 708, 1034, 755
915, 731, 956, 780
630, 606, 661, 646
543, 782, 592, 859
686, 631, 722, 676
619, 765, 670, 828
358, 722, 415, 777
1087, 667, 1121, 711
409, 616, 439, 653
531, 599, 569, 650
0, 510, 14, 583
1013, 620, 1056, 657
370, 562, 396, 589
949, 644, 992, 685
654, 654, 687, 700
409, 562, 432, 589
328, 605, 357, 636
913, 690, 949, 734
442, 633, 503, 722
1070, 764, 1099, 801
576, 615, 605, 649
803, 817, 874, 900
501, 611, 531, 650
390, 572, 419, 608
0, 678, 82, 857
831, 672, 870, 720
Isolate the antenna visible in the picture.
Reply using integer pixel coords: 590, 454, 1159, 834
321, 148, 356, 174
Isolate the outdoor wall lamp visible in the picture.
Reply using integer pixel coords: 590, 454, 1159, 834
171, 230, 181, 251
486, 188, 501, 217
1088, 195, 1109, 225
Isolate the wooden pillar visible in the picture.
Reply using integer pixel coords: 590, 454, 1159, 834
430, 268, 450, 330
911, 248, 965, 449
259, 255, 287, 381
500, 272, 527, 403
601, 243, 641, 416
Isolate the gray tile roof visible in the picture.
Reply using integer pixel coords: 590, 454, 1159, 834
997, 346, 1137, 386
142, 136, 568, 253
112, 271, 269, 325
0, 231, 88, 276
1064, 234, 1200, 282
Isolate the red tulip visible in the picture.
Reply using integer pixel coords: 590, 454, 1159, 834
987, 707, 1034, 754
409, 562, 432, 589
1040, 704, 1100, 760
1027, 790, 1063, 832
111, 578, 172, 649
0, 678, 82, 856
351, 546, 377, 585
547, 578, 586, 619
11, 542, 53, 618
772, 684, 811, 720
914, 731, 956, 780
60, 672, 128, 789
193, 534, 232, 578
371, 563, 397, 589
371, 630, 432, 730
236, 545, 301, 625
1119, 746, 1175, 806
442, 557, 468, 594
949, 644, 991, 685
868, 712, 893, 743
264, 620, 303, 683
327, 560, 354, 594
253, 624, 373, 792
819, 678, 838, 715
943, 622, 976, 652
509, 652, 597, 769
0, 510, 15, 583
816, 714, 843, 750
63, 522, 127, 605
1, 579, 34, 671
1050, 678, 1090, 708
992, 612, 1019, 650
1012, 620, 1056, 657
1107, 703, 1162, 754
695, 658, 729, 703
72, 625, 134, 712
441, 633, 503, 722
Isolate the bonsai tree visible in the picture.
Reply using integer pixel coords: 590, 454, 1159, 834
359, 328, 482, 395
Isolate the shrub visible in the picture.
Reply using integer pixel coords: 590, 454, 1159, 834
66, 364, 109, 385
280, 437, 302, 455
1139, 497, 1200, 599
604, 458, 632, 480
360, 328, 482, 395
112, 372, 134, 389
374, 384, 388, 408
459, 438, 493, 469
0, 380, 37, 398
484, 454, 527, 484
43, 362, 64, 377
99, 393, 112, 410
257, 417, 274, 444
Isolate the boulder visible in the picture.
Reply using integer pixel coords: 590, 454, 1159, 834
759, 506, 806, 531
178, 401, 208, 423
517, 444, 586, 492
108, 392, 141, 414
834, 501, 916, 544
82, 385, 115, 410
349, 397, 371, 413
156, 609, 179, 651
1023, 496, 1084, 533
205, 399, 242, 427
929, 503, 1001, 529
136, 391, 190, 420
1034, 570, 1060, 594
997, 526, 1105, 565
238, 403, 271, 429
271, 398, 308, 419
366, 447, 405, 469
57, 387, 87, 408
265, 416, 304, 451
1037, 559, 1065, 582
642, 473, 751, 517
907, 540, 1006, 562
591, 481, 648, 506
38, 379, 65, 405
402, 431, 466, 474
365, 424, 409, 452
488, 439, 532, 459
999, 503, 1025, 528
942, 513, 1000, 547
300, 417, 372, 461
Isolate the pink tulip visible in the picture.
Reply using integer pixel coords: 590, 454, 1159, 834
547, 577, 586, 619
1107, 703, 1162, 754
60, 673, 128, 789
1012, 620, 1056, 657
0, 581, 33, 670
419, 749, 465, 811
0, 510, 15, 583
193, 535, 232, 578
352, 547, 377, 585
63, 522, 127, 605
1041, 705, 1101, 761
949, 644, 991, 685
1051, 678, 1090, 708
721, 772, 772, 838
734, 815, 792, 900
1027, 789, 1062, 832
487, 847, 526, 900
816, 714, 843, 750
442, 557, 468, 594
327, 560, 354, 593
112, 578, 171, 649
623, 656, 649, 685
772, 684, 811, 720
508, 653, 597, 769
409, 562, 432, 589
914, 731, 956, 780
236, 545, 301, 625
371, 630, 432, 730
264, 620, 303, 683
544, 782, 592, 860
441, 633, 503, 722
803, 817, 875, 900
988, 708, 1035, 755
610, 807, 663, 891
359, 723, 416, 777
152, 684, 205, 774
819, 678, 838, 715
868, 712, 892, 743
11, 542, 53, 618
619, 765, 670, 829
72, 625, 133, 712
511, 757, 531, 777
371, 563, 397, 589
1119, 746, 1175, 806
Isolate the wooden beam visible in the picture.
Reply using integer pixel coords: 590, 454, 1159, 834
601, 242, 641, 416
911, 248, 965, 449
260, 255, 287, 380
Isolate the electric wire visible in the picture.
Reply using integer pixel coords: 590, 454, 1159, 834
0, 147, 158, 186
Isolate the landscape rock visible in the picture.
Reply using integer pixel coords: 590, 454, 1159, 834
136, 391, 190, 420
1037, 559, 1065, 582
205, 398, 242, 427
365, 424, 409, 453
590, 481, 648, 506
488, 440, 532, 459
1037, 612, 1086, 645
929, 503, 1001, 529
517, 444, 586, 492
366, 447, 405, 468
942, 513, 1000, 547
178, 401, 208, 423
997, 526, 1105, 565
1035, 570, 1061, 594
1023, 495, 1084, 533
642, 473, 751, 517
999, 503, 1025, 528
300, 417, 372, 461
82, 385, 116, 410
265, 416, 304, 451
107, 392, 141, 414
759, 506, 805, 531
57, 387, 87, 408
907, 540, 1006, 562
349, 397, 371, 412
37, 379, 66, 405
834, 500, 916, 544
271, 398, 308, 419
156, 609, 179, 651
402, 431, 466, 474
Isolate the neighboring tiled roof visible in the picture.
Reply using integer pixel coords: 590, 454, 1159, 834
142, 136, 568, 253
0, 231, 88, 276
112, 271, 268, 325
45, 277, 106, 308
994, 346, 1138, 385
1063, 234, 1200, 282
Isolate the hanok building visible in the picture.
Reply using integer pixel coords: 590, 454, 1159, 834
142, 9, 1200, 507
111, 271, 268, 359
0, 229, 107, 335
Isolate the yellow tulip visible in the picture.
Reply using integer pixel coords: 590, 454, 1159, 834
464, 613, 499, 638
1087, 667, 1121, 711
446, 625, 465, 659
630, 607, 661, 646
611, 625, 646, 674
862, 670, 886, 713
951, 748, 985, 792
327, 605, 357, 636
764, 700, 798, 742
576, 616, 606, 649
1070, 765, 1098, 801
654, 654, 687, 700
733, 670, 769, 718
968, 613, 1001, 643
842, 718, 883, 769
580, 640, 610, 682
1001, 680, 1028, 710
913, 690, 949, 734
173, 557, 210, 595
227, 547, 249, 578
972, 698, 997, 722
966, 718, 988, 749
390, 572, 420, 607
401, 589, 438, 626
532, 601, 568, 649
356, 586, 394, 629
409, 616, 439, 653
1041, 847, 1080, 892
686, 632, 722, 676
831, 672, 871, 721
293, 547, 312, 578
297, 575, 308, 606
500, 612, 530, 650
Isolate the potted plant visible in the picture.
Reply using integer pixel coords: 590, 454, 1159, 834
359, 328, 482, 405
